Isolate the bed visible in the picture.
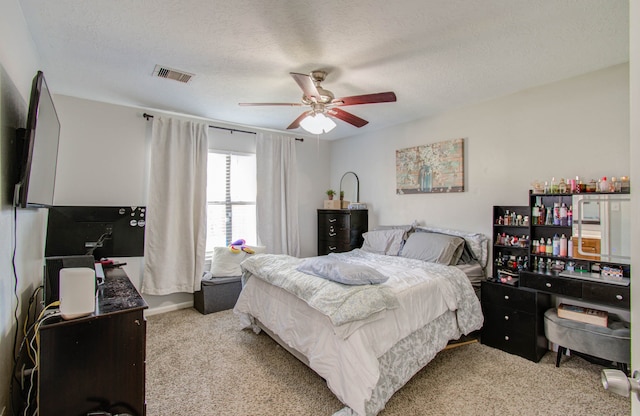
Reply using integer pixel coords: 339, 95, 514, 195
233, 226, 487, 416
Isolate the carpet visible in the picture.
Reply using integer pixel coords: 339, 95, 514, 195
145, 308, 630, 415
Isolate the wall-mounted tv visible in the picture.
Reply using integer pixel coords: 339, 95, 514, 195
14, 70, 60, 208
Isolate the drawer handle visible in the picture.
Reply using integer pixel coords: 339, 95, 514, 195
329, 233, 336, 237
545, 283, 552, 288
504, 295, 509, 300
504, 315, 509, 321
616, 294, 623, 300
329, 218, 337, 223
329, 246, 337, 251
504, 335, 510, 341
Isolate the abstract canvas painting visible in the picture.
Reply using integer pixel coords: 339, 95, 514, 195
396, 138, 464, 194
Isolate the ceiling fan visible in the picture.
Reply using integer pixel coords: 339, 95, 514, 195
239, 70, 397, 133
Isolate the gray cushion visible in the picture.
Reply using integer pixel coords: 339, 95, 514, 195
544, 308, 630, 364
400, 231, 465, 265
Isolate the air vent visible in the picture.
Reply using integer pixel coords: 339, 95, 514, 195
152, 65, 194, 83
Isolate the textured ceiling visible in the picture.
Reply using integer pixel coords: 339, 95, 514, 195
18, 0, 629, 140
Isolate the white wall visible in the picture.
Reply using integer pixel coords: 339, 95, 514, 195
0, 0, 46, 413
52, 96, 331, 313
330, 64, 630, 266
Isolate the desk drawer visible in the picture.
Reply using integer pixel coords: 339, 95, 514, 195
520, 273, 582, 297
482, 305, 535, 334
482, 327, 539, 361
582, 282, 630, 308
481, 283, 536, 313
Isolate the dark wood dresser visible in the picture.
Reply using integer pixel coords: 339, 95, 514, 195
38, 267, 148, 416
317, 209, 368, 255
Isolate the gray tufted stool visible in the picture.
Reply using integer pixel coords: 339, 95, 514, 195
544, 308, 630, 373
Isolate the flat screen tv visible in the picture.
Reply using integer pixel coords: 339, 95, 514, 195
45, 206, 146, 260
15, 70, 60, 208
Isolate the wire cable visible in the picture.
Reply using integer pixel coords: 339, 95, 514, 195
85, 231, 112, 256
10, 205, 21, 416
22, 308, 61, 416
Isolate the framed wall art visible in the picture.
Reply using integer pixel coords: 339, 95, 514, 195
396, 138, 464, 194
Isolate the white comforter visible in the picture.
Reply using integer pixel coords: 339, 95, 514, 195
234, 250, 483, 416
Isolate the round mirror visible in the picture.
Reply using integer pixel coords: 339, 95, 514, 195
340, 172, 359, 204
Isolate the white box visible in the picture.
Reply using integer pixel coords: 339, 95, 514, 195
59, 267, 96, 320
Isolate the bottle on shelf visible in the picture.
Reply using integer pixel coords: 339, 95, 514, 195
552, 234, 560, 256
599, 177, 609, 193
560, 234, 568, 257
553, 202, 560, 225
545, 207, 553, 225
559, 203, 568, 226
567, 206, 573, 226
558, 178, 567, 193
568, 238, 573, 257
546, 237, 552, 255
621, 176, 630, 192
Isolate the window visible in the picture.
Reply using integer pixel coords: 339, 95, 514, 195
206, 152, 257, 255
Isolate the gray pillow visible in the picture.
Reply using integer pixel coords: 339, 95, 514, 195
360, 229, 406, 256
297, 257, 388, 285
400, 231, 465, 265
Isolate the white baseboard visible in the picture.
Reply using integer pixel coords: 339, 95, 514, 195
144, 301, 193, 316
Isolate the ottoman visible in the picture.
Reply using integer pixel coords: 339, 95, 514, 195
194, 276, 242, 314
544, 308, 630, 373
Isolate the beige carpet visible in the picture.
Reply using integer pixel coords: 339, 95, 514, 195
145, 308, 630, 416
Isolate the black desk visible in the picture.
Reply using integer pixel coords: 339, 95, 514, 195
519, 271, 629, 309
38, 267, 148, 416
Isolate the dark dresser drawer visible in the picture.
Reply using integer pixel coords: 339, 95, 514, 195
482, 305, 535, 334
318, 241, 352, 255
582, 282, 630, 308
481, 327, 539, 359
519, 272, 582, 298
481, 283, 536, 313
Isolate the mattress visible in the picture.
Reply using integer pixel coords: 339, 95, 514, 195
234, 251, 484, 415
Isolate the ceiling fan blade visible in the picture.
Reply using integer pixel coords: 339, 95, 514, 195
239, 102, 303, 106
327, 108, 369, 128
331, 92, 397, 106
290, 72, 320, 100
287, 111, 312, 130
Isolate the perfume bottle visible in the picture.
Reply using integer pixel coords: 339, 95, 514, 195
558, 178, 567, 193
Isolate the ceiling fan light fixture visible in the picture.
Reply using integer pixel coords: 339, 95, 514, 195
300, 113, 336, 134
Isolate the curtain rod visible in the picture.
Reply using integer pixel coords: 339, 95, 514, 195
142, 113, 304, 142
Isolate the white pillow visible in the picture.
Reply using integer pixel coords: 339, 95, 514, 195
360, 229, 406, 256
209, 246, 266, 277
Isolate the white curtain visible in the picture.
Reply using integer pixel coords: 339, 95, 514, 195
142, 116, 208, 295
256, 133, 300, 256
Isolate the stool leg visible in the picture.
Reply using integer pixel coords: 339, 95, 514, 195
556, 346, 566, 367
620, 363, 629, 376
